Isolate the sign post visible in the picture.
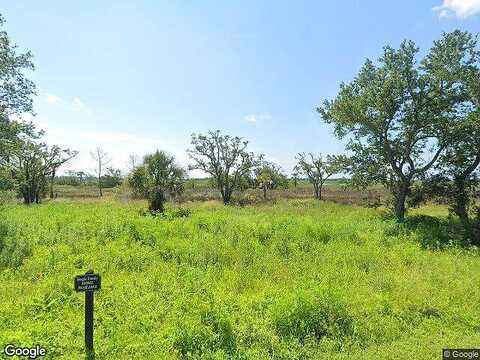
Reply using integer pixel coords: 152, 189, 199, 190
74, 270, 101, 353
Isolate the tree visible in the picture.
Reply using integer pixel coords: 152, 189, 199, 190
420, 31, 480, 243
9, 141, 77, 204
295, 153, 344, 200
101, 167, 123, 188
90, 147, 111, 197
254, 161, 288, 199
187, 130, 263, 205
76, 171, 87, 184
318, 37, 457, 221
291, 167, 300, 188
134, 150, 186, 213
0, 14, 35, 120
0, 13, 37, 167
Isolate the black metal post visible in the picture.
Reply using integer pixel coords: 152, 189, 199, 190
85, 290, 94, 351
85, 268, 94, 354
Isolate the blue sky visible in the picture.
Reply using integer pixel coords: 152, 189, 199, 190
2, 0, 480, 175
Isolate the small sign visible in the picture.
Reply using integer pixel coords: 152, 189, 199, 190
74, 273, 101, 292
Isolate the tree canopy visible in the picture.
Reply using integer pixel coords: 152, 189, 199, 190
317, 32, 476, 221
420, 31, 480, 243
295, 153, 344, 200
188, 130, 263, 204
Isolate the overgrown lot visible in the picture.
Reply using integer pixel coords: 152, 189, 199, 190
1, 199, 479, 359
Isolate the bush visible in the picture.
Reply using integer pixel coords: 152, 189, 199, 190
169, 207, 192, 218
138, 207, 191, 219
0, 224, 32, 269
172, 309, 237, 358
271, 288, 353, 344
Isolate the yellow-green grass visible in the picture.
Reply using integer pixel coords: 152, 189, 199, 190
0, 199, 478, 359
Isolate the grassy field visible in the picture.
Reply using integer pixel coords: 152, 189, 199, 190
1, 198, 479, 359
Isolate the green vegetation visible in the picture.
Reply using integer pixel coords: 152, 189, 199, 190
188, 130, 263, 205
1, 199, 479, 359
254, 161, 288, 199
295, 153, 346, 200
0, 9, 479, 359
128, 150, 186, 213
319, 30, 479, 229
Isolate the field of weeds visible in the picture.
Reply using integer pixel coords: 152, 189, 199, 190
0, 199, 479, 359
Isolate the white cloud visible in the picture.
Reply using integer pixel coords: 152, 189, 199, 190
72, 97, 89, 111
43, 94, 91, 114
433, 0, 480, 18
45, 94, 63, 105
244, 113, 271, 123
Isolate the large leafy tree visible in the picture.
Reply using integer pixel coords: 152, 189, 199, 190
9, 141, 77, 204
0, 14, 35, 118
421, 31, 480, 243
318, 37, 459, 221
0, 13, 37, 165
187, 130, 263, 205
295, 153, 344, 200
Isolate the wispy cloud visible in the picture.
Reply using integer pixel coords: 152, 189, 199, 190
44, 94, 92, 114
72, 96, 89, 112
244, 113, 271, 123
433, 0, 480, 18
45, 94, 63, 105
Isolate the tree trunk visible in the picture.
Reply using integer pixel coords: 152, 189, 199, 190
453, 178, 475, 243
263, 184, 267, 199
221, 184, 232, 205
148, 188, 165, 213
223, 191, 231, 205
23, 186, 34, 205
98, 160, 103, 197
50, 169, 56, 199
394, 182, 409, 222
313, 184, 320, 200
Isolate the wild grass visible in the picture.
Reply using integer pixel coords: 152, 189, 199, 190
0, 199, 479, 359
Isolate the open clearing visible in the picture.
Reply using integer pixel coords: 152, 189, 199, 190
1, 199, 479, 359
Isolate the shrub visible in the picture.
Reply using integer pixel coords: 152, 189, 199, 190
0, 226, 32, 269
271, 288, 353, 344
172, 309, 237, 358
168, 207, 192, 219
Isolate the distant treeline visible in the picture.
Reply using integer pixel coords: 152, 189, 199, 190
55, 169, 122, 188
